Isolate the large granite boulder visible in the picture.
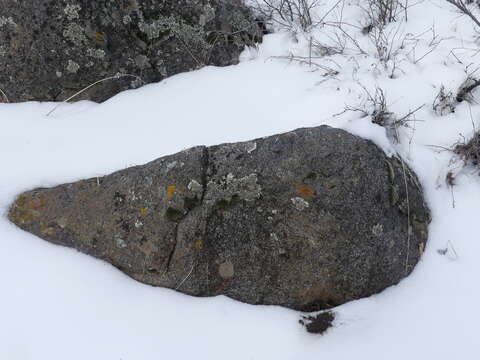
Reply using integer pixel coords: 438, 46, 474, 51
0, 0, 262, 102
8, 126, 430, 311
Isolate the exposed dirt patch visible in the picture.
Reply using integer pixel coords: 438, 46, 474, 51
299, 311, 335, 335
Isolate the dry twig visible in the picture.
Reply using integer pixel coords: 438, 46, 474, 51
46, 73, 143, 116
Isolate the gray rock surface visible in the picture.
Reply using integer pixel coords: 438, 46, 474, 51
0, 0, 262, 102
8, 126, 430, 311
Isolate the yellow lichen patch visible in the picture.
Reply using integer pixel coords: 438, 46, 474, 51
194, 239, 204, 250
139, 207, 148, 216
297, 185, 316, 199
166, 185, 177, 200
40, 224, 55, 236
9, 194, 46, 224
15, 194, 28, 207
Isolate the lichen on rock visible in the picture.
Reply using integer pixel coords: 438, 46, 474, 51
64, 4, 81, 21
66, 60, 80, 73
291, 197, 310, 211
8, 126, 430, 312
63, 23, 87, 46
0, 0, 263, 102
87, 48, 106, 59
207, 173, 262, 206
0, 16, 16, 28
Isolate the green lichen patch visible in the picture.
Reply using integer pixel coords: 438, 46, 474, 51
304, 172, 318, 181
188, 179, 203, 194
115, 235, 127, 249
215, 194, 241, 210
66, 60, 80, 73
86, 48, 106, 59
207, 173, 262, 205
165, 207, 185, 222
184, 196, 200, 211
63, 23, 87, 46
138, 14, 207, 50
64, 4, 81, 21
291, 197, 310, 211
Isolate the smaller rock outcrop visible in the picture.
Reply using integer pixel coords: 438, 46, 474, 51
0, 0, 262, 102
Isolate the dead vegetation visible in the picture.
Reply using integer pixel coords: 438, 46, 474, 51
432, 66, 480, 116
361, 0, 406, 28
255, 0, 437, 81
456, 76, 480, 103
444, 129, 480, 208
367, 87, 394, 127
433, 85, 456, 115
253, 0, 321, 31
338, 85, 424, 143
445, 0, 480, 28
454, 131, 480, 168
46, 73, 143, 116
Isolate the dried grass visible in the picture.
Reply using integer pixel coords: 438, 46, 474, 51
454, 131, 480, 168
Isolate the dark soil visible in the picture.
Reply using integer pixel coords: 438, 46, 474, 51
299, 311, 335, 335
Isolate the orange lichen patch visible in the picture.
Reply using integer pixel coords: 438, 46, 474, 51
166, 185, 177, 200
194, 239, 204, 250
297, 185, 316, 199
95, 33, 104, 40
139, 207, 148, 216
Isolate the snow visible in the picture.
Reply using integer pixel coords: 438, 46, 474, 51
2, 1, 480, 358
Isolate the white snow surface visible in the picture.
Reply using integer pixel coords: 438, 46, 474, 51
2, 1, 480, 358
